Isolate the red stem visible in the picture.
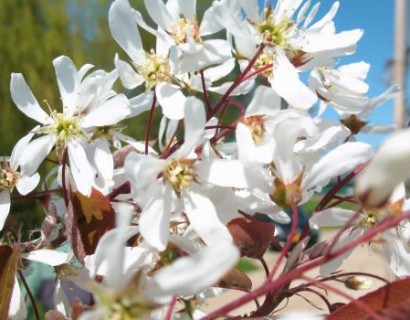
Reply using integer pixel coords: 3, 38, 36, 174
200, 213, 410, 319
268, 199, 299, 281
208, 45, 265, 121
200, 70, 212, 113
314, 163, 366, 213
240, 63, 273, 83
145, 93, 157, 155
300, 275, 383, 320
164, 295, 177, 320
61, 148, 69, 207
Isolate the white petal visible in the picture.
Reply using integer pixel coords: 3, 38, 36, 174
78, 63, 94, 80
93, 140, 114, 182
200, 6, 224, 36
149, 241, 239, 297
129, 91, 157, 118
15, 174, 40, 196
124, 153, 165, 193
303, 2, 320, 28
196, 160, 249, 189
81, 94, 130, 128
300, 29, 364, 53
309, 208, 355, 228
176, 97, 205, 157
139, 185, 171, 251
19, 135, 54, 176
10, 130, 36, 169
10, 73, 51, 124
22, 249, 69, 266
114, 54, 144, 89
0, 191, 11, 231
246, 85, 281, 116
67, 141, 95, 196
109, 0, 144, 64
8, 277, 27, 320
53, 56, 80, 114
269, 49, 317, 109
303, 142, 372, 191
203, 58, 235, 83
143, 0, 175, 31
170, 39, 232, 74
307, 1, 339, 31
183, 190, 232, 246
177, 0, 196, 20
156, 83, 186, 120
92, 225, 139, 278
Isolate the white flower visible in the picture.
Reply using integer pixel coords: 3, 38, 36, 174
237, 110, 372, 209
125, 97, 242, 250
310, 62, 399, 135
78, 204, 239, 320
0, 133, 40, 231
10, 56, 131, 196
212, 0, 363, 109
310, 184, 407, 276
142, 0, 232, 74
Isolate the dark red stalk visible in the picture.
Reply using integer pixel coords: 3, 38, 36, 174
200, 70, 212, 113
145, 93, 157, 155
208, 45, 265, 121
200, 212, 410, 319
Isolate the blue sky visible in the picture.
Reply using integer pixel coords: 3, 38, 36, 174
332, 0, 399, 147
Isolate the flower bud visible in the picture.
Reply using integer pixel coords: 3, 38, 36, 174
356, 129, 410, 208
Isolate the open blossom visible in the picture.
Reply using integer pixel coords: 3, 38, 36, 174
212, 0, 363, 109
125, 97, 247, 250
310, 61, 399, 135
356, 129, 410, 208
10, 56, 131, 195
0, 133, 40, 231
310, 184, 408, 276
75, 205, 239, 320
237, 108, 372, 210
141, 0, 232, 74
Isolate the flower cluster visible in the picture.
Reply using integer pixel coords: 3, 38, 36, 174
1, 1, 410, 319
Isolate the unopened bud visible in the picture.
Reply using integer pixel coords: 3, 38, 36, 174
356, 130, 410, 208
344, 276, 372, 290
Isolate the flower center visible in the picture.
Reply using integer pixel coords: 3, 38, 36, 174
254, 6, 294, 47
241, 116, 266, 145
0, 162, 19, 192
270, 170, 304, 209
51, 112, 83, 152
164, 158, 196, 196
105, 299, 153, 320
171, 17, 201, 44
360, 210, 379, 229
135, 50, 170, 91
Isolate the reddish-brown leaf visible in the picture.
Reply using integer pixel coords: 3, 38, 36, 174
216, 267, 252, 292
328, 277, 410, 320
227, 218, 275, 259
68, 188, 116, 261
0, 245, 19, 319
